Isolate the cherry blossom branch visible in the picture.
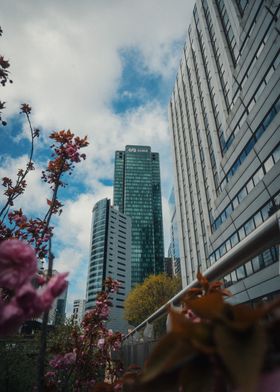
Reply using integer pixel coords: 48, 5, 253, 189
37, 131, 88, 392
0, 26, 13, 127
0, 104, 38, 221
45, 278, 124, 390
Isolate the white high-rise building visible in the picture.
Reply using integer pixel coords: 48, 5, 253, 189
85, 198, 131, 333
169, 0, 280, 303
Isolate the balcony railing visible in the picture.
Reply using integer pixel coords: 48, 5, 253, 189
124, 210, 280, 342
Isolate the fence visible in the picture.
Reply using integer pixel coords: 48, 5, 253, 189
121, 211, 280, 368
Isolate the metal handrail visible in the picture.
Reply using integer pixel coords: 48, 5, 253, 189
124, 210, 280, 339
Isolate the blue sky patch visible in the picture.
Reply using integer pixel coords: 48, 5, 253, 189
99, 177, 113, 187
112, 48, 163, 113
0, 116, 29, 160
112, 42, 185, 114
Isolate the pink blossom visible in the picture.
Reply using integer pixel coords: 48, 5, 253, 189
234, 368, 280, 392
65, 145, 81, 162
9, 212, 27, 226
97, 338, 105, 349
40, 272, 68, 309
99, 303, 109, 319
113, 340, 121, 351
49, 352, 76, 369
47, 272, 68, 297
49, 354, 64, 369
0, 239, 37, 290
256, 368, 280, 392
0, 238, 68, 335
185, 309, 201, 323
35, 274, 46, 286
65, 145, 77, 156
45, 371, 56, 379
63, 352, 76, 366
13, 282, 39, 316
0, 300, 24, 335
114, 382, 123, 391
0, 273, 68, 335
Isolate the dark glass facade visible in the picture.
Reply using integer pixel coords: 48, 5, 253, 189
113, 145, 164, 286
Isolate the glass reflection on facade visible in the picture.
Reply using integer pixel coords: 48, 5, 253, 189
168, 187, 181, 277
113, 145, 164, 286
86, 198, 109, 308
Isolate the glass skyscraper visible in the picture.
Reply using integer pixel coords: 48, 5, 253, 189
113, 145, 164, 286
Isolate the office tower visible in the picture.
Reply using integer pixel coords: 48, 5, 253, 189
113, 145, 164, 286
163, 257, 173, 277
169, 0, 280, 303
85, 198, 131, 333
48, 270, 68, 325
72, 299, 85, 325
168, 188, 181, 277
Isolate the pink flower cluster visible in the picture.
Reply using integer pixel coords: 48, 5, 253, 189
97, 338, 105, 349
0, 239, 68, 335
96, 300, 110, 319
65, 144, 85, 163
46, 277, 124, 389
184, 308, 201, 323
108, 334, 122, 352
6, 209, 53, 259
105, 277, 121, 293
41, 130, 88, 189
49, 352, 76, 369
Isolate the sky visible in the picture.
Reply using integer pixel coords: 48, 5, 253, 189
0, 0, 195, 315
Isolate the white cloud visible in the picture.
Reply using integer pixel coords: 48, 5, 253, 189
55, 187, 112, 251
53, 187, 113, 315
1, 0, 194, 129
0, 0, 196, 313
55, 248, 84, 279
54, 248, 87, 315
0, 154, 49, 215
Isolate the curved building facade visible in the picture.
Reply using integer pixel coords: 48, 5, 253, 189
86, 198, 131, 333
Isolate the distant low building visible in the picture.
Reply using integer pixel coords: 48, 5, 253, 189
72, 299, 85, 325
48, 270, 68, 326
163, 257, 173, 277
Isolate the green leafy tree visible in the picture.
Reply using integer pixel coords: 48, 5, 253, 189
124, 274, 181, 327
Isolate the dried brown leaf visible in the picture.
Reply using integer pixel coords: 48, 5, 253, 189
183, 292, 225, 320
197, 271, 209, 292
222, 304, 265, 331
168, 308, 215, 354
141, 332, 195, 383
179, 356, 214, 392
214, 323, 266, 392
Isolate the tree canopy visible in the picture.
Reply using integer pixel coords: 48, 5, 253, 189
124, 273, 181, 327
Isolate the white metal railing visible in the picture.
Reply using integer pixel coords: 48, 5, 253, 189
124, 210, 280, 339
